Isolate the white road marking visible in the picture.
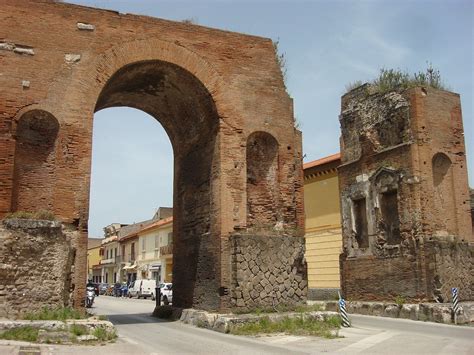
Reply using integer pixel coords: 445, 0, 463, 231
336, 330, 396, 353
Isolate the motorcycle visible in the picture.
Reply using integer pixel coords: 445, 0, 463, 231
85, 286, 95, 308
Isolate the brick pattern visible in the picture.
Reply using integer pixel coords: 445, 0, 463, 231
0, 0, 304, 311
338, 85, 473, 302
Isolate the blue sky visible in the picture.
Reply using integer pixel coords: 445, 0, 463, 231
68, 0, 474, 237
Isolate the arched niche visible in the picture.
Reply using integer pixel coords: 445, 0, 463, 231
246, 131, 280, 229
11, 109, 59, 212
432, 152, 457, 234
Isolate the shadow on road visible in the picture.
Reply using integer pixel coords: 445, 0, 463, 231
106, 312, 176, 325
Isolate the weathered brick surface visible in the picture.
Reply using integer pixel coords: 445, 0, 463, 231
0, 0, 304, 311
0, 219, 74, 318
338, 85, 473, 301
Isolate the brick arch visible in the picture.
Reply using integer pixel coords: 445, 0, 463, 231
62, 37, 239, 129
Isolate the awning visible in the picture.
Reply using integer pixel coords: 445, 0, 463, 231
123, 262, 137, 270
149, 263, 161, 271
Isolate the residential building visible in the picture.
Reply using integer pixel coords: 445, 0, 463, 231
136, 216, 173, 282
100, 234, 120, 284
303, 153, 342, 300
87, 238, 102, 283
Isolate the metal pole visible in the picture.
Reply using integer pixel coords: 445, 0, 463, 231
155, 286, 161, 307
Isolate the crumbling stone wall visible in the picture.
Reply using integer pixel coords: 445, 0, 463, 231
0, 219, 74, 319
0, 0, 305, 311
230, 234, 307, 310
341, 238, 473, 302
338, 85, 473, 301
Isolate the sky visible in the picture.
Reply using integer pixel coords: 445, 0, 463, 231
68, 0, 474, 237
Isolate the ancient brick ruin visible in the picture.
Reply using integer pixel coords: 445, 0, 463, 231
0, 0, 305, 314
338, 85, 473, 302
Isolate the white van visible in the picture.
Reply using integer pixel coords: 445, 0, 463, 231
128, 279, 156, 299
139, 279, 156, 299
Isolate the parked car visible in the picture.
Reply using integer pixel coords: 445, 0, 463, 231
160, 283, 172, 305
128, 280, 140, 298
99, 283, 109, 295
113, 282, 122, 297
93, 283, 100, 296
120, 283, 129, 297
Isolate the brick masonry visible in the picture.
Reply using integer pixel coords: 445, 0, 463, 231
338, 85, 473, 302
0, 1, 304, 311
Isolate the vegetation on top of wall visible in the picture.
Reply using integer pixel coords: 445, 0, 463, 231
346, 63, 448, 94
4, 210, 56, 221
23, 307, 87, 321
273, 39, 288, 89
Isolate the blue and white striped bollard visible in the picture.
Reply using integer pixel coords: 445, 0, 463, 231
451, 287, 460, 324
338, 295, 351, 327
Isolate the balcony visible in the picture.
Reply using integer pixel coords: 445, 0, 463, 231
100, 257, 115, 265
160, 244, 173, 256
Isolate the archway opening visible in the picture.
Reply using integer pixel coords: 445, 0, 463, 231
93, 60, 221, 309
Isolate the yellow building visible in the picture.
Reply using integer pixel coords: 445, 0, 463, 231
304, 153, 342, 300
135, 216, 173, 283
87, 238, 102, 283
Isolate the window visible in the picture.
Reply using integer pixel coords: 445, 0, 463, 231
122, 245, 125, 258
353, 198, 369, 248
380, 190, 401, 245
142, 237, 146, 251
168, 232, 173, 245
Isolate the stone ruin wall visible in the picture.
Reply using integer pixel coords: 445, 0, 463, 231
0, 0, 305, 311
0, 219, 75, 318
338, 85, 473, 302
230, 234, 307, 310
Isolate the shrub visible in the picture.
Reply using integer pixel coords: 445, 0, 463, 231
346, 63, 448, 94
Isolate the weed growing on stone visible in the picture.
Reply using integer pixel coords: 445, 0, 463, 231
231, 315, 341, 338
395, 295, 406, 307
92, 327, 117, 341
0, 326, 39, 342
234, 303, 322, 315
23, 307, 87, 321
97, 315, 109, 321
4, 210, 56, 221
69, 324, 88, 337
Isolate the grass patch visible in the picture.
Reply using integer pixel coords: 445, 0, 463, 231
231, 315, 341, 339
97, 315, 109, 321
23, 307, 87, 321
234, 303, 323, 315
92, 327, 117, 341
0, 326, 39, 342
69, 324, 88, 336
4, 210, 56, 221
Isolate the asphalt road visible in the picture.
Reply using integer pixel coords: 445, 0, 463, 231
1, 296, 473, 354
